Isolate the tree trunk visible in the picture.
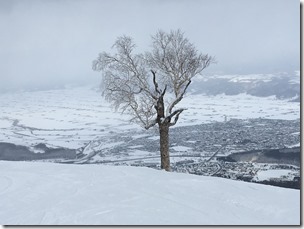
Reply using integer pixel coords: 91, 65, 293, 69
159, 124, 170, 171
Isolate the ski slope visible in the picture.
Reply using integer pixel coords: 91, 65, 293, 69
0, 161, 300, 225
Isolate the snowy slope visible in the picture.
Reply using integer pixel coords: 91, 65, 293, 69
0, 161, 299, 225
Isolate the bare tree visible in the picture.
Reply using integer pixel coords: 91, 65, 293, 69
93, 30, 214, 171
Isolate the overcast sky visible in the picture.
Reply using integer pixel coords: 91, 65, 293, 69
0, 0, 299, 91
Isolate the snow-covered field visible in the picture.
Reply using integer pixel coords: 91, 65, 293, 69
0, 86, 299, 150
253, 169, 294, 182
178, 92, 299, 126
0, 161, 300, 225
0, 86, 138, 149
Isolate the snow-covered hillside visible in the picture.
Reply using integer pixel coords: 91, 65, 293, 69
190, 72, 300, 99
0, 161, 300, 225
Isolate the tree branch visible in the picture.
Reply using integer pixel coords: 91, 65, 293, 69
168, 109, 185, 126
144, 119, 158, 130
151, 70, 160, 95
167, 79, 191, 116
161, 84, 167, 97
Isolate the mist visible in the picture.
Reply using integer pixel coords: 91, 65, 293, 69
0, 0, 299, 92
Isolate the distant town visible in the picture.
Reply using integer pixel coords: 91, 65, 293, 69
0, 118, 300, 189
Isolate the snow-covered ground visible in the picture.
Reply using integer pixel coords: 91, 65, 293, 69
253, 169, 294, 182
0, 86, 299, 150
177, 93, 299, 126
0, 161, 300, 225
0, 86, 138, 149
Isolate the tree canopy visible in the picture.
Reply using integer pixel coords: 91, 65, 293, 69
93, 29, 214, 170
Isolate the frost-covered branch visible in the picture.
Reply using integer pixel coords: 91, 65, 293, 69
144, 119, 158, 130
169, 110, 184, 126
167, 79, 191, 116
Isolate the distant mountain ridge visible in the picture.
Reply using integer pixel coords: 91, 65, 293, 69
190, 72, 300, 101
0, 72, 300, 101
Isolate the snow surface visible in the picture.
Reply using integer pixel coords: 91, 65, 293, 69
0, 86, 138, 149
176, 93, 299, 127
171, 145, 193, 152
0, 161, 300, 225
254, 170, 292, 181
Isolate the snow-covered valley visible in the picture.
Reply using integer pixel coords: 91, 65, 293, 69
0, 85, 299, 150
0, 84, 300, 225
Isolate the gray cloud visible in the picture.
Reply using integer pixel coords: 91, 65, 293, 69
0, 0, 299, 91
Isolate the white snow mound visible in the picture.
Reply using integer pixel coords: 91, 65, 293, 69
0, 161, 300, 225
